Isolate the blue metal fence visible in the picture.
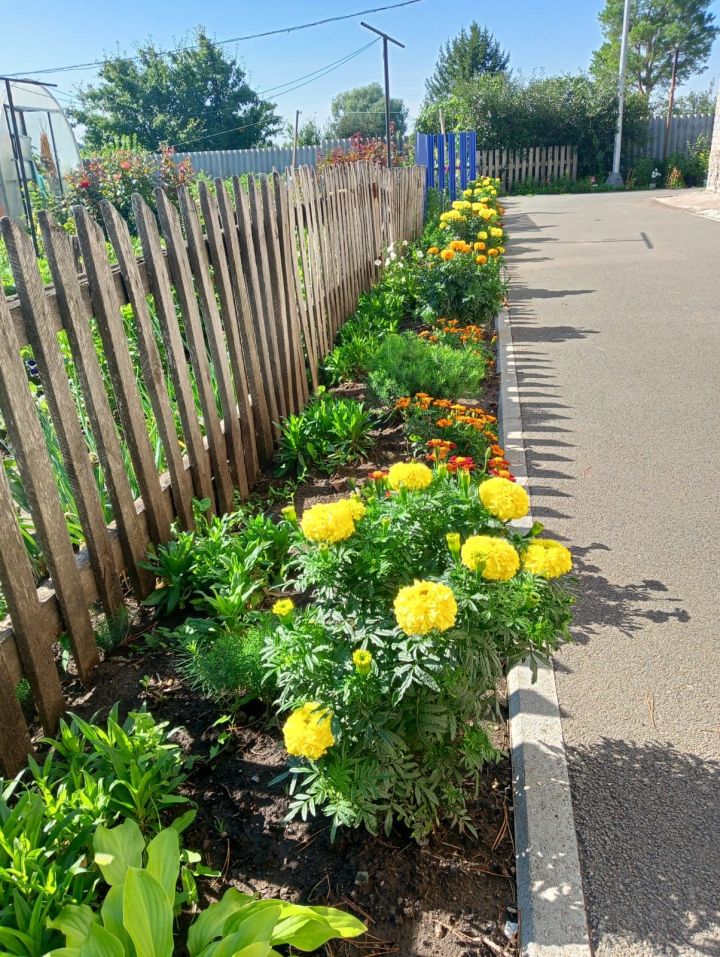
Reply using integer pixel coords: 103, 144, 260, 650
415, 132, 477, 200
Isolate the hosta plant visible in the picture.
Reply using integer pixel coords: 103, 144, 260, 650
47, 820, 365, 957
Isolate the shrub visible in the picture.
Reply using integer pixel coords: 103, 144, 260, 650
628, 157, 662, 188
265, 468, 574, 838
322, 253, 418, 385
32, 138, 194, 231
178, 618, 274, 706
275, 392, 377, 478
368, 332, 489, 404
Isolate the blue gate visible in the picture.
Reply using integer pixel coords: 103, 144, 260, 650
415, 132, 477, 200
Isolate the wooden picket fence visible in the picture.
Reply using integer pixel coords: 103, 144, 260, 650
476, 145, 577, 191
0, 162, 426, 774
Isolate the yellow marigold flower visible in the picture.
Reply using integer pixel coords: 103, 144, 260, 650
477, 230, 488, 240
479, 476, 530, 521
343, 496, 367, 521
446, 532, 461, 555
440, 249, 455, 261
449, 240, 465, 251
523, 539, 573, 578
463, 188, 473, 197
498, 246, 506, 254
471, 202, 482, 212
490, 227, 503, 238
353, 648, 373, 675
394, 580, 458, 635
272, 597, 295, 617
451, 200, 464, 209
427, 246, 439, 255
461, 535, 519, 581
300, 501, 357, 543
283, 703, 334, 760
387, 461, 433, 491
281, 504, 297, 523
473, 241, 486, 251
480, 209, 493, 220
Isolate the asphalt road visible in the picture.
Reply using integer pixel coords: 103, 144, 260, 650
503, 190, 720, 957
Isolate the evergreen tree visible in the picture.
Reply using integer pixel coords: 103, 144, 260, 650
424, 23, 509, 103
590, 0, 719, 100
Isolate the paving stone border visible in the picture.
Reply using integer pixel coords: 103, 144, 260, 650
496, 305, 593, 957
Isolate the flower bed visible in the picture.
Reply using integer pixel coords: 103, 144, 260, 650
2, 177, 576, 956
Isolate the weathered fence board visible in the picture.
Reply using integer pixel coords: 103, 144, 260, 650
0, 163, 425, 775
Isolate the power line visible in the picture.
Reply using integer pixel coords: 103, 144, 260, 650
259, 40, 377, 96
6, 0, 421, 78
172, 39, 379, 150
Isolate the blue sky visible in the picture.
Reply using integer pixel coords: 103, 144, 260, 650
2, 0, 719, 138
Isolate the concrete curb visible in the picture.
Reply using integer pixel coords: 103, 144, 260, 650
496, 305, 593, 957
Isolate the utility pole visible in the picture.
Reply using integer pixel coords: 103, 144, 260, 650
607, 0, 632, 186
664, 46, 680, 160
360, 21, 405, 169
292, 109, 301, 170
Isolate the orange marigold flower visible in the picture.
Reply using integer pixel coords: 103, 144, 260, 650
436, 418, 453, 428
369, 469, 387, 480
395, 397, 411, 409
449, 240, 465, 251
440, 249, 455, 261
476, 254, 488, 265
428, 246, 439, 254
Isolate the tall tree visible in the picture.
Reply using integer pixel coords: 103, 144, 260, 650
71, 29, 282, 150
327, 83, 408, 139
424, 23, 509, 103
283, 117, 323, 146
590, 0, 719, 101
672, 80, 717, 114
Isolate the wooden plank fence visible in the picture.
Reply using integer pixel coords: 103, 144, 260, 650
0, 162, 426, 774
416, 133, 577, 195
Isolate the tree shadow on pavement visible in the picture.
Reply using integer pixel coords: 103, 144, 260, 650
560, 543, 690, 645
566, 737, 720, 956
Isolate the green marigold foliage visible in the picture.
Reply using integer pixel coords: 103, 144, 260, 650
264, 469, 574, 839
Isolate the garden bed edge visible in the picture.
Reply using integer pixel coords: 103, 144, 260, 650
497, 304, 593, 957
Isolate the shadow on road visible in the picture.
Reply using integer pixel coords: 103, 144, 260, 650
566, 737, 720, 956
562, 543, 691, 644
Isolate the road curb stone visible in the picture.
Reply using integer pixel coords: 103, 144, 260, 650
496, 305, 593, 957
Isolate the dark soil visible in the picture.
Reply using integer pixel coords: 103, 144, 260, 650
65, 646, 516, 957
56, 351, 517, 957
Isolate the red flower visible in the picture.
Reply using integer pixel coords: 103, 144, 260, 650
78, 178, 91, 189
119, 161, 131, 171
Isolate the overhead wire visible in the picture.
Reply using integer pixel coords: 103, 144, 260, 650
171, 38, 379, 150
5, 0, 421, 77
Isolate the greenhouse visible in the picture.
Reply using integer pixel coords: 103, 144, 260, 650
0, 78, 80, 228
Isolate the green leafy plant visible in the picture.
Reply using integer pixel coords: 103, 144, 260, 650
0, 709, 191, 957
264, 467, 574, 838
47, 819, 365, 957
368, 333, 489, 404
276, 392, 376, 479
176, 618, 275, 707
144, 501, 291, 618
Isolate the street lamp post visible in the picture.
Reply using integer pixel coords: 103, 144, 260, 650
607, 0, 632, 186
